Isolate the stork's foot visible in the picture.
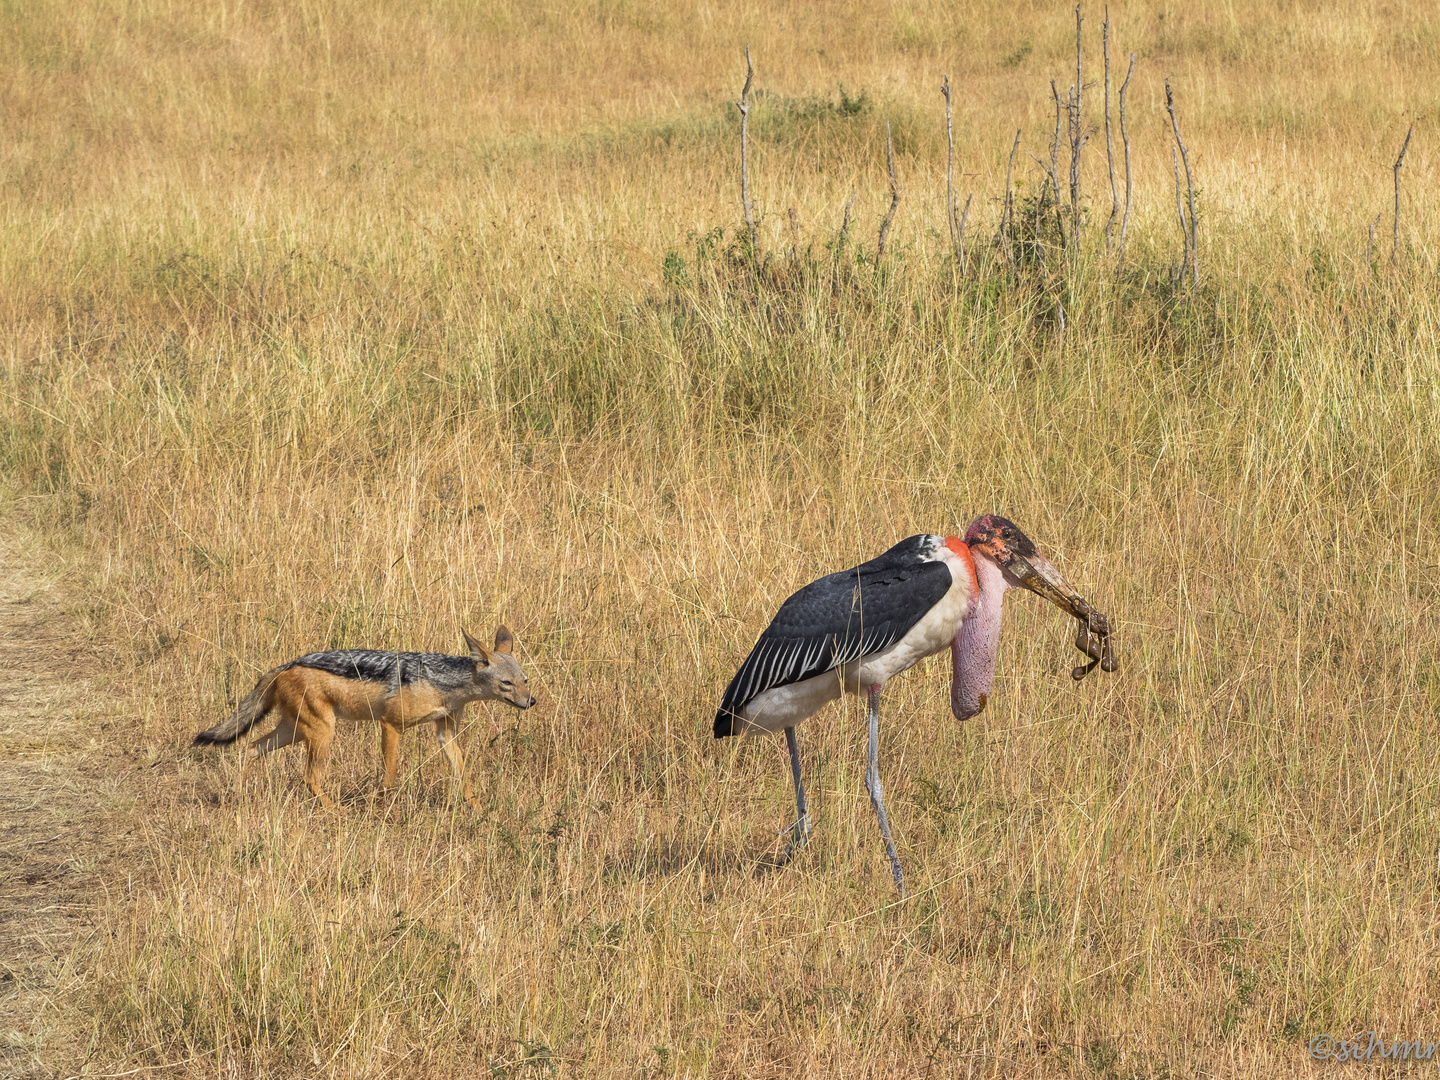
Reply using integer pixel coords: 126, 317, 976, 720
779, 812, 812, 865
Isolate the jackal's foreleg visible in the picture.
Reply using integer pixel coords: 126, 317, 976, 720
380, 708, 447, 799
435, 718, 477, 811
380, 722, 402, 793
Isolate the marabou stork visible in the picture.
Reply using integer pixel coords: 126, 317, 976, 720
714, 514, 1113, 893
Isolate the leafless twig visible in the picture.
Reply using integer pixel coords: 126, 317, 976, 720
1103, 8, 1119, 252
1068, 5, 1086, 247
1049, 82, 1067, 247
957, 193, 973, 276
877, 121, 902, 258
1165, 78, 1199, 287
839, 191, 857, 245
1000, 128, 1021, 274
942, 77, 959, 261
1030, 152, 1064, 268
1171, 148, 1188, 284
941, 78, 973, 275
736, 47, 757, 253
1117, 52, 1135, 269
1392, 123, 1413, 267
1033, 163, 1045, 260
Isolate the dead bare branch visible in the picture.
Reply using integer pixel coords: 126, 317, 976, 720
736, 47, 757, 254
1103, 8, 1119, 252
942, 77, 959, 262
1068, 5, 1086, 247
1030, 151, 1065, 265
1001, 128, 1021, 275
1165, 78, 1199, 287
957, 192, 973, 276
1117, 52, 1135, 269
877, 121, 902, 258
1171, 148, 1188, 283
1392, 122, 1413, 266
1049, 82, 1067, 248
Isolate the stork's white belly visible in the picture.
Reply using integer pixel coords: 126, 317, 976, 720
739, 671, 844, 734
738, 544, 979, 735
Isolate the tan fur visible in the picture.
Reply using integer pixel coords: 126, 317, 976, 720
200, 626, 534, 810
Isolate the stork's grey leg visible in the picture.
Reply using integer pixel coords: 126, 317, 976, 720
780, 725, 812, 864
865, 685, 906, 894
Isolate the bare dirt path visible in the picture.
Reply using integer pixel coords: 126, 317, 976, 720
0, 527, 120, 1079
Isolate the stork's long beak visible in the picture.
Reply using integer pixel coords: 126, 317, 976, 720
1010, 552, 1093, 623
1010, 550, 1117, 676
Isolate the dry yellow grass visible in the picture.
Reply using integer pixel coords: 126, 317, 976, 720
4, 0, 1440, 1076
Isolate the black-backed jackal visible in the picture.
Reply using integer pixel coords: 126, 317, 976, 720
193, 626, 535, 809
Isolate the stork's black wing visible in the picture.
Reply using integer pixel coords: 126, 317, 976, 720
714, 536, 953, 736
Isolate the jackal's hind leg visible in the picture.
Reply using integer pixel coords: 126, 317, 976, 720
302, 729, 337, 809
241, 718, 314, 804
286, 702, 338, 810
243, 718, 299, 774
435, 718, 476, 810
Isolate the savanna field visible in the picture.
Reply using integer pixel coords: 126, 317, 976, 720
3, 1, 1440, 1075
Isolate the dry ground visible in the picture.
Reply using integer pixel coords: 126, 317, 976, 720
0, 525, 129, 1079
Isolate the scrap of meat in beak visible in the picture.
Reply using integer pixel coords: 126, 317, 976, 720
964, 514, 1117, 679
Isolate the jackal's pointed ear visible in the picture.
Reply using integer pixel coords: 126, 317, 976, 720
493, 625, 515, 654
462, 628, 492, 665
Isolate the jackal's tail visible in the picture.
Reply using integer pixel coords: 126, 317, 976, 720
193, 665, 287, 746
